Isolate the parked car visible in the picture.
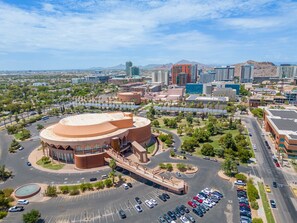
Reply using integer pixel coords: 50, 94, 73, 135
8, 206, 24, 212
180, 216, 190, 223
167, 211, 176, 220
185, 213, 195, 223
163, 193, 170, 200
89, 177, 97, 182
180, 204, 190, 213
240, 211, 252, 218
158, 216, 167, 223
177, 206, 185, 215
118, 209, 126, 219
26, 162, 31, 166
158, 194, 167, 202
135, 197, 142, 204
134, 204, 142, 212
17, 199, 29, 205
235, 180, 246, 186
240, 215, 252, 223
265, 185, 271, 193
203, 156, 210, 160
174, 209, 181, 218
101, 174, 108, 179
239, 203, 250, 208
122, 183, 129, 190
150, 198, 158, 206
188, 201, 197, 208
272, 182, 278, 188
193, 196, 203, 203
163, 213, 171, 222
145, 200, 154, 208
270, 200, 276, 208
192, 207, 203, 217
127, 182, 133, 188
275, 162, 280, 167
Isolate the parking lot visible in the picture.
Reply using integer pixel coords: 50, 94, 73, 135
3, 160, 241, 223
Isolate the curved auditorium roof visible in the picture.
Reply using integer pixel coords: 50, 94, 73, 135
40, 112, 150, 141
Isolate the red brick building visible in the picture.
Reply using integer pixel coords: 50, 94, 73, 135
172, 64, 192, 85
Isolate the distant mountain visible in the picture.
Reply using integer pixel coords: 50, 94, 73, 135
233, 60, 278, 77
175, 59, 213, 70
141, 63, 173, 70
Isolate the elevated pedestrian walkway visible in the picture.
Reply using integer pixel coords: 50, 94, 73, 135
105, 148, 188, 195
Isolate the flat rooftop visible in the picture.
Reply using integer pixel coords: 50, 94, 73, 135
266, 109, 297, 139
186, 95, 229, 102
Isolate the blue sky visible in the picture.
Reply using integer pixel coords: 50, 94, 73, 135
0, 0, 297, 70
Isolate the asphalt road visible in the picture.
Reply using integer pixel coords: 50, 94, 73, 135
2, 154, 241, 223
244, 116, 297, 223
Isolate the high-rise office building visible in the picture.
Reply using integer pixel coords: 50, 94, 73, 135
191, 64, 198, 83
176, 73, 188, 86
151, 70, 169, 85
199, 71, 216, 83
277, 64, 297, 78
240, 64, 254, 83
130, 66, 140, 76
126, 61, 133, 76
172, 64, 192, 85
214, 66, 234, 81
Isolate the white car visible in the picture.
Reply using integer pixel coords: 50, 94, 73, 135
202, 188, 213, 195
145, 200, 154, 208
196, 194, 206, 200
134, 204, 142, 212
150, 198, 158, 206
203, 200, 213, 208
17, 199, 29, 205
180, 216, 190, 223
122, 183, 129, 190
206, 198, 216, 206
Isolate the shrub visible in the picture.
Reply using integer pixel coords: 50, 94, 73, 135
2, 188, 14, 197
252, 218, 263, 223
104, 178, 113, 188
85, 183, 93, 191
23, 209, 40, 223
201, 143, 215, 157
69, 189, 80, 196
0, 211, 7, 219
94, 181, 105, 190
235, 173, 247, 182
166, 163, 173, 172
176, 163, 187, 172
159, 163, 166, 169
80, 183, 88, 192
251, 201, 259, 210
41, 156, 51, 164
45, 185, 57, 197
247, 179, 259, 202
170, 150, 175, 157
59, 186, 69, 194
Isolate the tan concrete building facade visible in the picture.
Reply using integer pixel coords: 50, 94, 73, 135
40, 112, 151, 169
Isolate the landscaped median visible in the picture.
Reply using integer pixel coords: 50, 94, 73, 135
258, 182, 276, 223
36, 156, 64, 170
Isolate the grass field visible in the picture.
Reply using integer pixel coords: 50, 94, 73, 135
258, 182, 275, 223
36, 159, 65, 170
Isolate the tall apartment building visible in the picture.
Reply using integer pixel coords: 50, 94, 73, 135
171, 64, 192, 85
214, 66, 234, 81
126, 61, 133, 76
151, 70, 169, 85
130, 66, 140, 76
240, 64, 254, 83
278, 64, 297, 78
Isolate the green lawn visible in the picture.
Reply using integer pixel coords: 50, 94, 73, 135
36, 159, 65, 170
146, 142, 156, 154
208, 129, 239, 148
258, 182, 276, 223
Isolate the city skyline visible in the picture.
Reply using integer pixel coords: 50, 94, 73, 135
0, 0, 297, 70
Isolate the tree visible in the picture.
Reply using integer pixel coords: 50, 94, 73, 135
221, 157, 238, 176
181, 137, 199, 153
235, 173, 247, 182
238, 149, 252, 163
104, 178, 113, 188
0, 165, 12, 181
45, 185, 57, 197
109, 159, 117, 171
219, 133, 237, 151
9, 139, 21, 153
166, 163, 173, 172
170, 150, 175, 157
214, 148, 224, 158
176, 163, 187, 172
177, 127, 183, 136
108, 170, 116, 184
37, 124, 44, 130
23, 209, 41, 223
151, 120, 160, 127
201, 143, 215, 156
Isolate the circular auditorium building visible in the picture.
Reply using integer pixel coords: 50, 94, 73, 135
40, 112, 151, 169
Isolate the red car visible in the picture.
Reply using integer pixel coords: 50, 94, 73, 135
187, 201, 197, 208
275, 162, 280, 167
239, 203, 250, 208
193, 196, 203, 203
